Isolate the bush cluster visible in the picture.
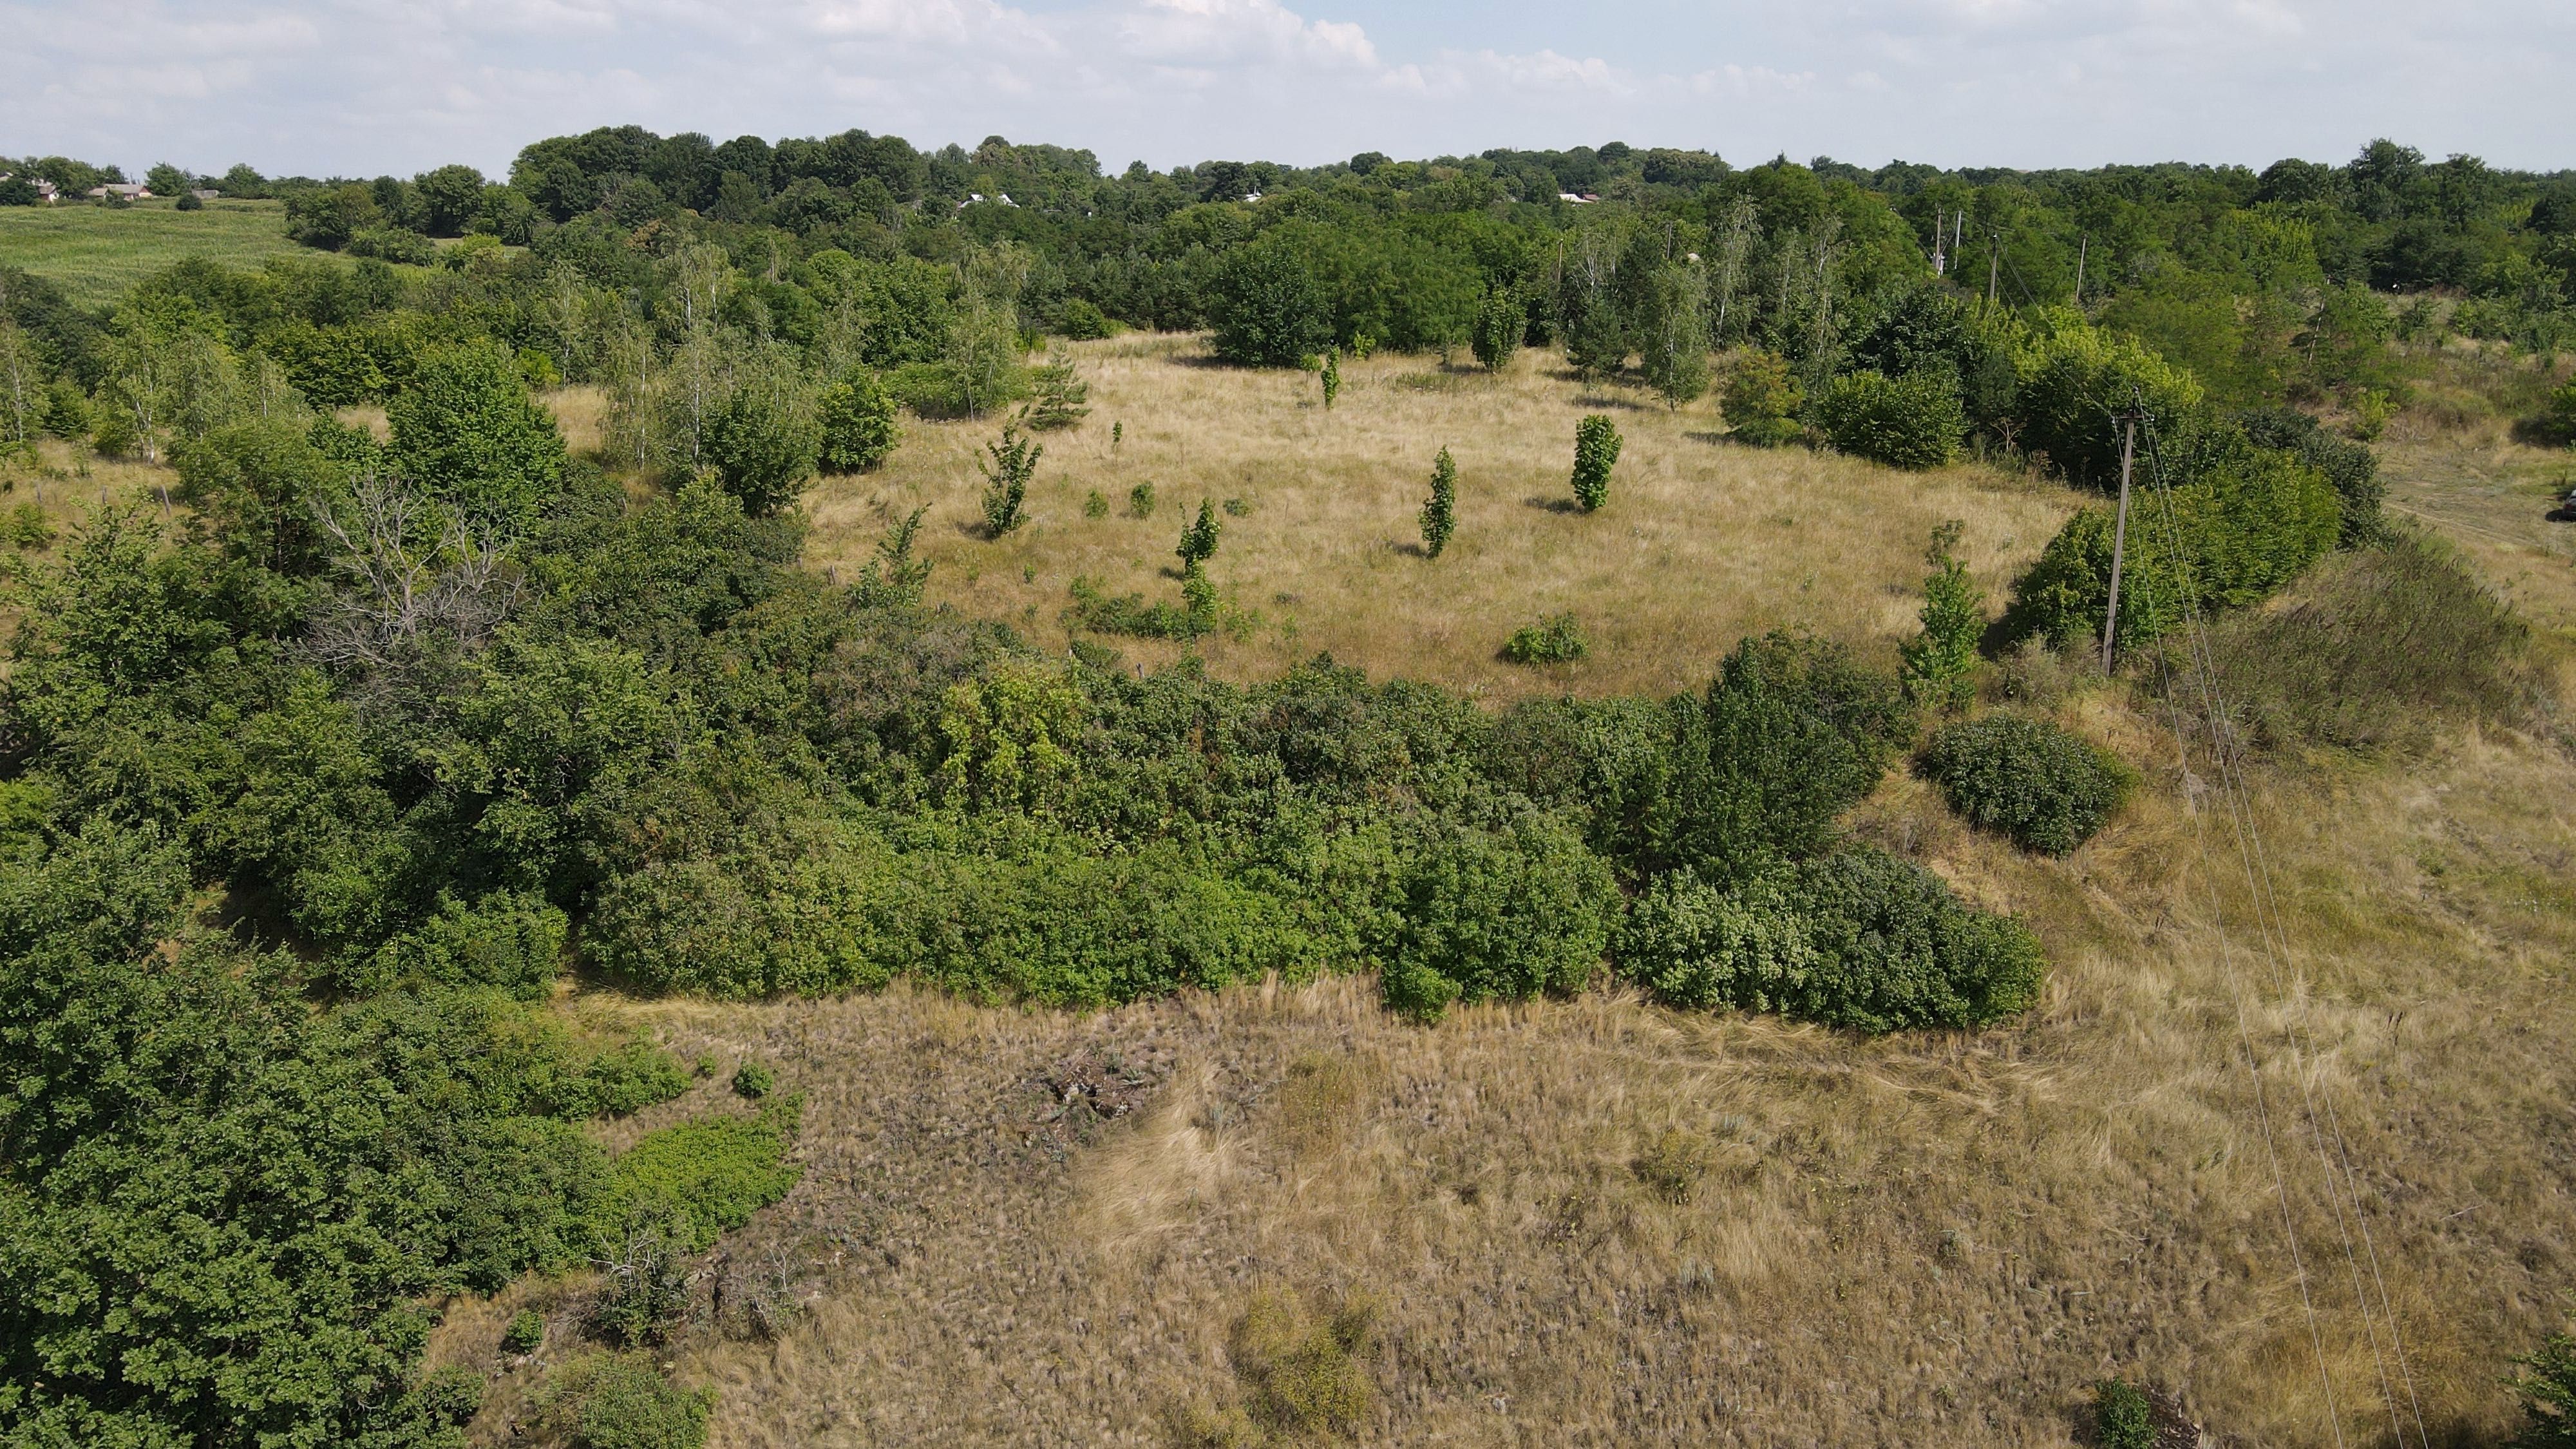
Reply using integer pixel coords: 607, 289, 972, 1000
1920, 714, 2133, 855
1810, 368, 1966, 470
1502, 611, 1587, 663
1616, 851, 2043, 1033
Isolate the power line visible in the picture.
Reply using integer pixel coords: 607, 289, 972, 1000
2132, 413, 2430, 1449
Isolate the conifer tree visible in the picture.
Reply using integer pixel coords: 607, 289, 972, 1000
1421, 446, 1457, 557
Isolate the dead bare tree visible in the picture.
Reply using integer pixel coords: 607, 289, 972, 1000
307, 471, 521, 672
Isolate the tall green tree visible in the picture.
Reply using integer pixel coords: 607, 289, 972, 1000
389, 341, 568, 532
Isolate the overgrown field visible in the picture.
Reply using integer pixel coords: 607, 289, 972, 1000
0, 198, 309, 306
793, 339, 2080, 700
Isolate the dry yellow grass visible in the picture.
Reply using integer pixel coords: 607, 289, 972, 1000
797, 338, 2079, 699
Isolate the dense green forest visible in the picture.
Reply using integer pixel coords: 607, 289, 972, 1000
1, 125, 2571, 1446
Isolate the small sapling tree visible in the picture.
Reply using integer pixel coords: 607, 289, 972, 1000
1320, 348, 1341, 410
1899, 519, 1984, 708
978, 413, 1041, 536
1177, 498, 1222, 571
1421, 446, 1457, 558
1571, 415, 1621, 513
1027, 345, 1090, 430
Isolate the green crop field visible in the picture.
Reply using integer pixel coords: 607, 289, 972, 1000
0, 199, 307, 307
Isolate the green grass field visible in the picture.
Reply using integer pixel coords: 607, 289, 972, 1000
0, 199, 308, 307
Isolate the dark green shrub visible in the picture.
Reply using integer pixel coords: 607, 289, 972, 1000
730, 1061, 773, 1099
388, 341, 567, 531
502, 1308, 547, 1356
587, 828, 900, 999
1788, 847, 2045, 1032
1128, 480, 1156, 517
358, 890, 567, 998
1615, 868, 1820, 1012
1502, 611, 1587, 664
1055, 298, 1113, 340
2240, 406, 2383, 545
1419, 447, 1456, 558
2003, 422, 2338, 652
2094, 1378, 2154, 1449
572, 1036, 693, 1117
536, 1353, 713, 1449
2012, 317, 2202, 488
1211, 244, 1329, 368
347, 226, 435, 265
1920, 714, 2133, 855
1320, 348, 1340, 409
2, 502, 56, 551
1383, 812, 1618, 1020
817, 370, 898, 473
1642, 632, 1917, 884
1083, 489, 1109, 518
1721, 350, 1803, 445
1570, 415, 1620, 511
702, 380, 820, 516
1812, 368, 1965, 470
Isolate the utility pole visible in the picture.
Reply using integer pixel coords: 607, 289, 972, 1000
2101, 406, 2143, 672
2074, 234, 2088, 305
1985, 234, 2000, 308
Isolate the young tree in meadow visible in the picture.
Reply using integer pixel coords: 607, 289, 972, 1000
1420, 447, 1457, 557
1640, 263, 1711, 409
1027, 346, 1090, 429
1320, 348, 1341, 409
1899, 520, 1984, 708
1471, 289, 1520, 372
978, 414, 1040, 536
1176, 498, 1222, 571
1571, 416, 1621, 513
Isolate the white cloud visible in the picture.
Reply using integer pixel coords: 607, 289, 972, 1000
0, 0, 2564, 177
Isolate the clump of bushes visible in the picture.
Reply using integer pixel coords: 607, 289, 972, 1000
816, 370, 898, 473
502, 1308, 547, 1356
1920, 714, 2133, 855
1502, 611, 1587, 664
1722, 350, 1804, 445
1381, 811, 1618, 1020
1810, 368, 1966, 470
1616, 849, 2043, 1033
730, 1060, 774, 1099
609, 1098, 804, 1253
535, 1353, 714, 1449
2094, 1378, 2155, 1449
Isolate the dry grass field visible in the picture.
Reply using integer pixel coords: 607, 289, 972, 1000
792, 337, 2081, 700
428, 343, 2576, 1446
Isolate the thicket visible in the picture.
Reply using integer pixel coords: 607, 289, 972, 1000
1811, 368, 1965, 469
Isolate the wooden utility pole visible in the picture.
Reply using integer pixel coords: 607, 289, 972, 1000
2101, 408, 2142, 672
1985, 235, 1999, 308
2074, 234, 2088, 304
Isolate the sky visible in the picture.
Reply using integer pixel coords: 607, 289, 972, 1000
3, 0, 2570, 182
